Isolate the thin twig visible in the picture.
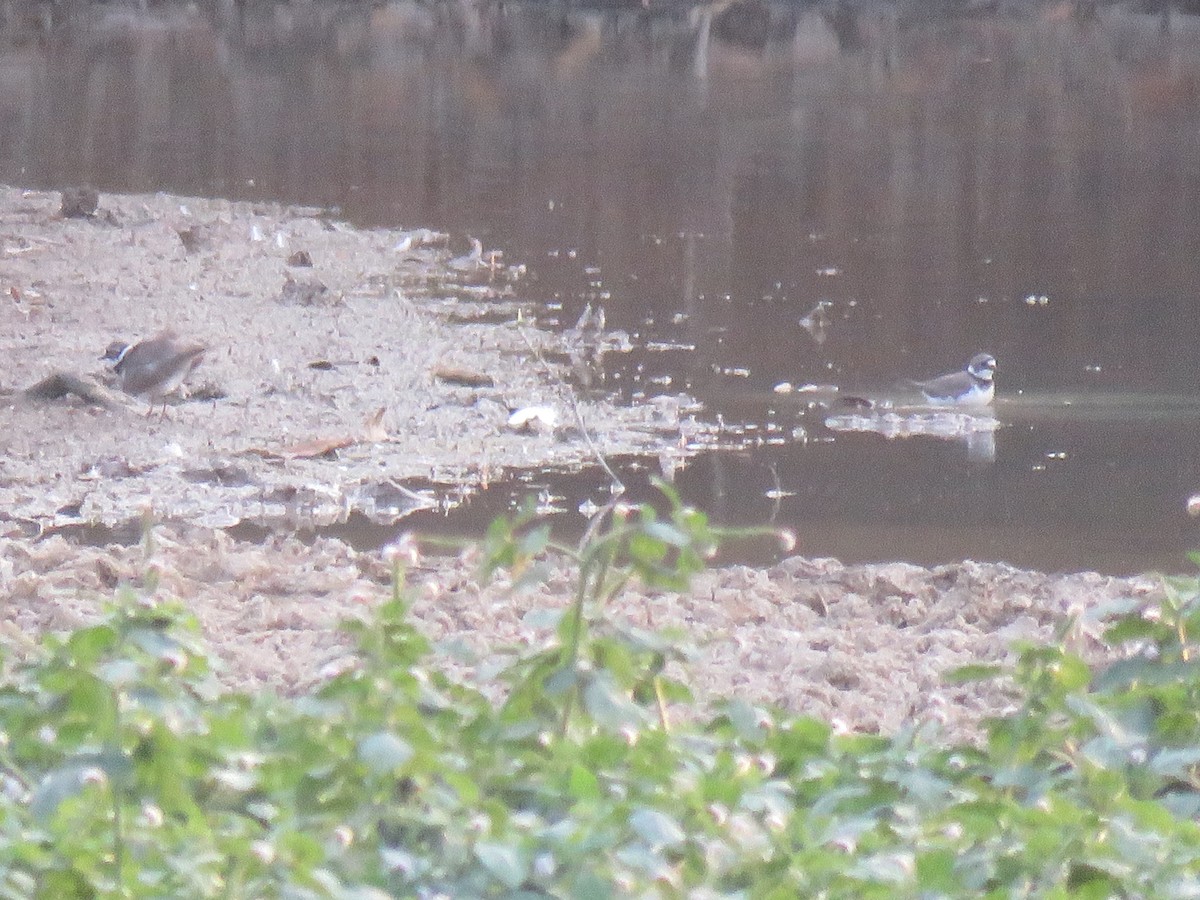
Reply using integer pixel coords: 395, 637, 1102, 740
513, 320, 625, 494
577, 494, 622, 556
766, 463, 783, 525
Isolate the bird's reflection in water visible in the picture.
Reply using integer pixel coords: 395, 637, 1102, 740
961, 425, 996, 464
823, 410, 1000, 463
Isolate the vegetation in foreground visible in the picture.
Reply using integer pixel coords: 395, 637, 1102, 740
0, 490, 1198, 898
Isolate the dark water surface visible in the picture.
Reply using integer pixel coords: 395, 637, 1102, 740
5, 0, 1200, 573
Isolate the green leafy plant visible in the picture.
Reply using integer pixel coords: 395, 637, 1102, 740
0, 500, 1198, 896
481, 484, 734, 740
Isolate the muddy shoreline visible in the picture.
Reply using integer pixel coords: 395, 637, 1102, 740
0, 186, 1158, 737
2, 524, 1156, 741
0, 186, 708, 532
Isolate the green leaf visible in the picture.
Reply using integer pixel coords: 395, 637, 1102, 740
893, 766, 953, 806
627, 533, 667, 566
65, 625, 119, 666
211, 766, 258, 792
1080, 735, 1134, 770
816, 813, 877, 848
569, 870, 616, 900
568, 763, 601, 802
723, 699, 769, 742
1065, 695, 1154, 748
1067, 861, 1123, 896
1103, 615, 1170, 645
518, 524, 551, 559
380, 845, 427, 879
474, 841, 528, 889
96, 658, 140, 688
580, 733, 632, 769
29, 752, 129, 822
774, 716, 832, 757
628, 807, 685, 850
741, 782, 793, 820
582, 674, 647, 731
1051, 653, 1093, 691
29, 767, 93, 823
915, 848, 959, 892
1092, 656, 1158, 692
642, 521, 690, 549
848, 851, 916, 885
944, 663, 1003, 683
1158, 790, 1200, 819
37, 868, 94, 899
544, 664, 580, 696
1149, 746, 1200, 777
127, 625, 182, 657
357, 732, 414, 775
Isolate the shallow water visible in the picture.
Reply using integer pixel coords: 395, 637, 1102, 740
4, 0, 1200, 573
360, 393, 1200, 575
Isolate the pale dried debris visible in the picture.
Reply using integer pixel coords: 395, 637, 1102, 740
0, 187, 714, 529
0, 527, 1159, 741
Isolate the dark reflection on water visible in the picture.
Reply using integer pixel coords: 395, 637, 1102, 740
4, 0, 1200, 572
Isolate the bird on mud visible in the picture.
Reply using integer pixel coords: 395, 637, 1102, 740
910, 353, 997, 406
101, 330, 207, 417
